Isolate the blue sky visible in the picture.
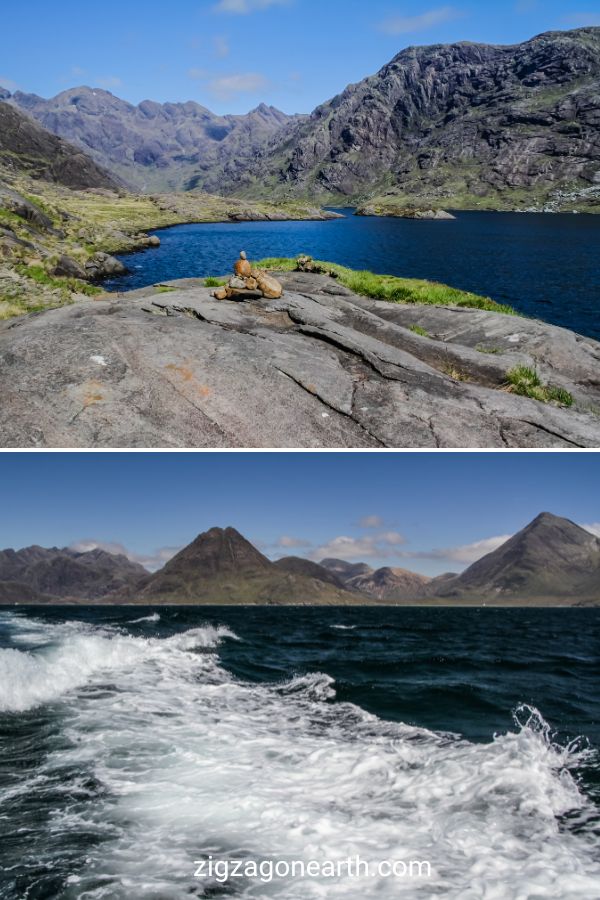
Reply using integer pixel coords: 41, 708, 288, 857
1, 452, 598, 575
1, 1, 599, 114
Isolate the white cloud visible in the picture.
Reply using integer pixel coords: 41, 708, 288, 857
310, 531, 406, 561
188, 67, 209, 80
208, 72, 270, 99
561, 12, 600, 26
358, 515, 384, 528
213, 0, 290, 13
94, 75, 122, 89
0, 77, 18, 92
213, 35, 230, 57
582, 522, 600, 538
378, 6, 463, 35
410, 534, 513, 564
276, 535, 312, 548
68, 539, 180, 572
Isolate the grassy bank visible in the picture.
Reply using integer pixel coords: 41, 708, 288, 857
257, 257, 516, 314
0, 171, 339, 320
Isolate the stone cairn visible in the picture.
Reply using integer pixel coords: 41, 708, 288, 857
212, 251, 283, 301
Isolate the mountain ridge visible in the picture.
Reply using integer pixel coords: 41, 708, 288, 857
5, 28, 599, 209
1, 515, 598, 605
5, 86, 300, 193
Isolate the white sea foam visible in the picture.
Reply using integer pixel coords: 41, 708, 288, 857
331, 624, 357, 630
1, 614, 599, 899
128, 612, 161, 624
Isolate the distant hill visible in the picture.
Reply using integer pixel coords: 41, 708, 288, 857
124, 527, 358, 605
319, 559, 374, 581
5, 87, 299, 193
0, 545, 147, 601
320, 559, 431, 601
0, 101, 121, 190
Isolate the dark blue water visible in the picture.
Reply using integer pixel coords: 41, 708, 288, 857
105, 209, 600, 340
1, 607, 599, 898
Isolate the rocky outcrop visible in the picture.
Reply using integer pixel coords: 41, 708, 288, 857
1, 271, 600, 448
356, 206, 455, 219
84, 251, 127, 280
229, 28, 600, 211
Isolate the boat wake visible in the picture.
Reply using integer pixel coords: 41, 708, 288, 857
0, 612, 598, 899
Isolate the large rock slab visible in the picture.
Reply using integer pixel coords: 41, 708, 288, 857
1, 273, 599, 448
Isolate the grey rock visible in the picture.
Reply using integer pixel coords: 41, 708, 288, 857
53, 254, 87, 279
1, 272, 599, 448
85, 252, 127, 279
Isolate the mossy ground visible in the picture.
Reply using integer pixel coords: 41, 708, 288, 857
257, 257, 516, 314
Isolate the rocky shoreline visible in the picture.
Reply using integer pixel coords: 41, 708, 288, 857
0, 176, 341, 320
2, 263, 599, 449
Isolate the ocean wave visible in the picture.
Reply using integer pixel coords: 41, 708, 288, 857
1, 615, 599, 899
128, 612, 161, 624
0, 619, 238, 713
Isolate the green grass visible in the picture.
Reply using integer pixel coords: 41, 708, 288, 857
204, 277, 227, 287
16, 265, 102, 298
408, 324, 430, 337
476, 345, 501, 354
256, 257, 516, 314
154, 285, 176, 293
506, 366, 573, 407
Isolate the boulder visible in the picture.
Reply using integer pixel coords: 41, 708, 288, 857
147, 235, 161, 247
53, 254, 88, 280
255, 272, 283, 299
85, 252, 127, 280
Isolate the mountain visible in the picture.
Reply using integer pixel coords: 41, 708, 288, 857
346, 567, 432, 602
320, 559, 374, 581
273, 556, 347, 588
6, 29, 599, 209
431, 512, 600, 602
1, 517, 598, 606
0, 101, 121, 190
0, 545, 147, 601
127, 527, 358, 604
320, 558, 431, 601
6, 87, 299, 193
228, 27, 600, 211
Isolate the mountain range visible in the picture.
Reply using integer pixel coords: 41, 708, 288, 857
3, 27, 599, 210
1, 514, 598, 606
4, 87, 296, 193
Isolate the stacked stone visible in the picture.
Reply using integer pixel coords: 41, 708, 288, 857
213, 251, 283, 301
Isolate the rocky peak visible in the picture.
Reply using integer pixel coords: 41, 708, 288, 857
159, 526, 273, 579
